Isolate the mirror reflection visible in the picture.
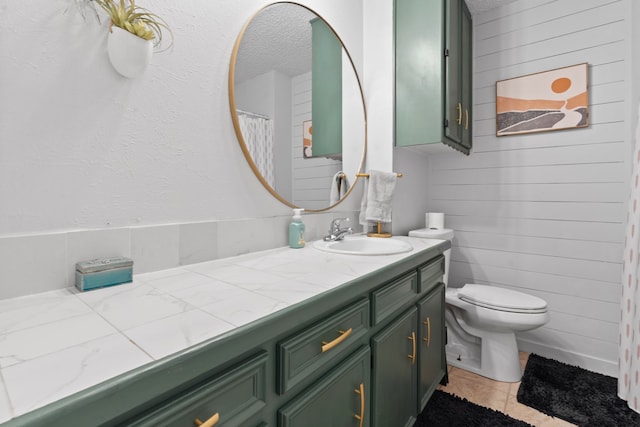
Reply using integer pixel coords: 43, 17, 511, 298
230, 2, 366, 211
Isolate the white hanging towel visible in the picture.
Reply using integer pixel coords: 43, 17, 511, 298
330, 171, 348, 205
359, 170, 397, 225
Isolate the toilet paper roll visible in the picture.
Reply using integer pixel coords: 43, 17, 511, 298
427, 212, 445, 230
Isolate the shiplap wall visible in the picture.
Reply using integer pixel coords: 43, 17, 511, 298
426, 0, 633, 375
291, 72, 342, 209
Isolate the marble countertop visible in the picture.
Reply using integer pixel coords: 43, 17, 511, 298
0, 236, 445, 424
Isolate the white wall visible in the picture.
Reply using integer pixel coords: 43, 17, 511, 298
291, 72, 342, 210
409, 0, 636, 376
234, 70, 293, 200
0, 0, 363, 299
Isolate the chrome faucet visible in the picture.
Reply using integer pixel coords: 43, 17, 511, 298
323, 217, 353, 241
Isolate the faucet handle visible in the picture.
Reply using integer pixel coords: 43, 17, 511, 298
330, 217, 350, 231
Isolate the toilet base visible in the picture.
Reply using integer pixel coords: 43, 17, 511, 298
445, 308, 522, 382
446, 324, 523, 383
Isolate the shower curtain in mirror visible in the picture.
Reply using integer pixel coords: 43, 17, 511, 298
620, 108, 640, 414
238, 113, 275, 188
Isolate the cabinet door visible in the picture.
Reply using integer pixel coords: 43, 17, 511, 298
278, 346, 370, 427
371, 307, 418, 427
417, 284, 446, 411
444, 0, 463, 147
394, 0, 444, 148
461, 0, 472, 150
311, 17, 342, 157
443, 0, 472, 154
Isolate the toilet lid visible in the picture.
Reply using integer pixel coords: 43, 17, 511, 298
458, 284, 548, 313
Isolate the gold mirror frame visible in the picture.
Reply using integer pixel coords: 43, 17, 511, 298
228, 1, 367, 213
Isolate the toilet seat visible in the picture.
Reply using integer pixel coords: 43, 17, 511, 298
457, 284, 548, 314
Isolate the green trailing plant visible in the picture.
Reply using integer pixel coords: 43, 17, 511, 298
92, 0, 173, 49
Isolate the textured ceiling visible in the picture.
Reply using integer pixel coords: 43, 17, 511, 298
233, 0, 518, 85
234, 5, 315, 84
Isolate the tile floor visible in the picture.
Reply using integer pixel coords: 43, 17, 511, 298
437, 352, 577, 427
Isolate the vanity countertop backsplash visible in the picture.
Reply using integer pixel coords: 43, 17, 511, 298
0, 236, 445, 424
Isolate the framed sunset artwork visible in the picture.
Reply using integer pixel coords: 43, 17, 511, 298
496, 63, 588, 136
303, 120, 312, 158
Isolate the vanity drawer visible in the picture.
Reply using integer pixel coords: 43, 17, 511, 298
418, 255, 444, 294
127, 352, 267, 427
371, 271, 418, 325
277, 298, 369, 394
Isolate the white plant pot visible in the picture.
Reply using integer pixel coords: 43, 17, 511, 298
107, 25, 153, 78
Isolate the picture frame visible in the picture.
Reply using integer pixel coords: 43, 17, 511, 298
303, 120, 312, 158
496, 63, 588, 136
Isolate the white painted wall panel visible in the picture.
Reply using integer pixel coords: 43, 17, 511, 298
475, 41, 625, 89
448, 262, 620, 303
453, 231, 622, 262
478, 0, 621, 37
434, 163, 624, 184
476, 21, 624, 72
291, 73, 341, 210
420, 0, 634, 375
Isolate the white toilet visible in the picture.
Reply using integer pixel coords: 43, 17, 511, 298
408, 228, 550, 382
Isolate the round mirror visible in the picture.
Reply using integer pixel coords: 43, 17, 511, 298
229, 1, 366, 212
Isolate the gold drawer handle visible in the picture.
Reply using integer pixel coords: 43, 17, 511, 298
423, 317, 431, 347
194, 412, 219, 427
353, 383, 365, 427
321, 327, 353, 353
408, 331, 416, 365
456, 103, 462, 125
465, 109, 469, 129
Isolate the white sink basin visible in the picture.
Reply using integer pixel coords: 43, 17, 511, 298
313, 235, 413, 255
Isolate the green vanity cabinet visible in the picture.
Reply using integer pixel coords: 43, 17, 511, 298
417, 283, 446, 411
278, 346, 370, 427
3, 243, 449, 427
371, 271, 418, 325
277, 298, 369, 394
394, 0, 472, 155
370, 255, 446, 427
126, 352, 268, 427
371, 307, 418, 427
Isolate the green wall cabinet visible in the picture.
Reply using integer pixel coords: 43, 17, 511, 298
395, 0, 473, 155
4, 247, 449, 427
311, 18, 342, 158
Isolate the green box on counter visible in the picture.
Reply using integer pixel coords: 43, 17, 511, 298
75, 257, 133, 291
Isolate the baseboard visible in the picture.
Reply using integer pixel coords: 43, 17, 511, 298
517, 338, 618, 378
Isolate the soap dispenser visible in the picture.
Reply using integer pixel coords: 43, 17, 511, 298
289, 208, 305, 248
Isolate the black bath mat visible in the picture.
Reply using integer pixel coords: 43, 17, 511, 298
414, 390, 534, 427
517, 353, 640, 426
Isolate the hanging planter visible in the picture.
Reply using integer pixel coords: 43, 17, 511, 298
92, 0, 173, 78
107, 24, 153, 78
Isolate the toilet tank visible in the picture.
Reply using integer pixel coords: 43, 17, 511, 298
408, 228, 454, 286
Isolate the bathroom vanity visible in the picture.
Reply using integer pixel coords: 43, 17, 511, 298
1, 237, 448, 427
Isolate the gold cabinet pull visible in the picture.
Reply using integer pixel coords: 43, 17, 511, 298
423, 317, 431, 347
321, 327, 353, 353
465, 109, 469, 129
194, 412, 219, 427
407, 331, 416, 365
353, 383, 365, 427
456, 103, 462, 125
